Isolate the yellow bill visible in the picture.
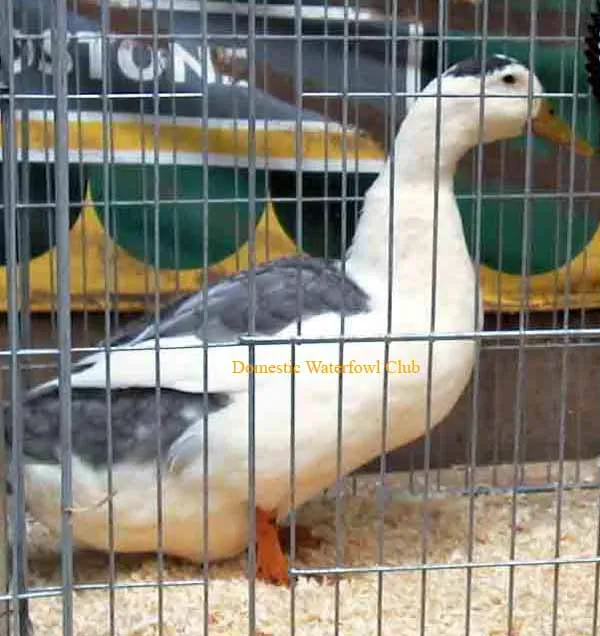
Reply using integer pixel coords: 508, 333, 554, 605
531, 99, 595, 157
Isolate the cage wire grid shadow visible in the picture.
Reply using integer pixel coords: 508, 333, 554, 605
1, 0, 600, 634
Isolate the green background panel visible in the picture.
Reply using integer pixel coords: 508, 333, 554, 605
89, 165, 267, 269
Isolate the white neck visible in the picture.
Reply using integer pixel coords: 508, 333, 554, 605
345, 97, 480, 330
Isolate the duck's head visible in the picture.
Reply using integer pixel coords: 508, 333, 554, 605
418, 54, 593, 157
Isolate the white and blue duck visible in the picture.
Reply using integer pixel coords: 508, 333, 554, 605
9, 55, 593, 585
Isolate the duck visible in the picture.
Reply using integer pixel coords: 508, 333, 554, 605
8, 54, 593, 586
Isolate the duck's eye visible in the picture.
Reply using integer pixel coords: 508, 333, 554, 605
502, 74, 516, 84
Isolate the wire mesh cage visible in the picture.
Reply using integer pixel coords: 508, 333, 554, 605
2, 0, 600, 634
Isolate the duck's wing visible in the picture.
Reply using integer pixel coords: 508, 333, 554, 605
109, 253, 369, 346
30, 254, 371, 397
15, 255, 370, 468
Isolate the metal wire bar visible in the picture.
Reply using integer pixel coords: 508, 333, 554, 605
507, 3, 539, 632
72, 7, 91, 346
15, 32, 587, 44
9, 335, 600, 373
0, 2, 30, 633
5, 85, 593, 99
550, 2, 585, 633
0, 403, 9, 636
99, 1, 117, 633
490, 0, 512, 490
140, 3, 153, 319
289, 552, 600, 576
150, 1, 167, 633
419, 1, 448, 632
7, 192, 600, 213
288, 0, 306, 628
464, 0, 489, 631
5, 324, 600, 360
246, 1, 258, 634
1, 537, 600, 602
200, 0, 211, 633
7, 191, 600, 211
51, 0, 75, 631
374, 0, 399, 628
333, 2, 351, 634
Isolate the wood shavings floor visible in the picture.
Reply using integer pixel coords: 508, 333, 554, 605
24, 473, 600, 636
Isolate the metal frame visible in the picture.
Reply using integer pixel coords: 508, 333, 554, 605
1, 0, 599, 634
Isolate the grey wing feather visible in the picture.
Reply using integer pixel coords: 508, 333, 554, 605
9, 387, 231, 467
106, 254, 371, 346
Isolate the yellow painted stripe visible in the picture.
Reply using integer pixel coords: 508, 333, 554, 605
1, 119, 385, 162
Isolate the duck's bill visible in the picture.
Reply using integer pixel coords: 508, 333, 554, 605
531, 100, 595, 157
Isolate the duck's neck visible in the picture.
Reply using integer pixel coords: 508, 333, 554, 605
345, 101, 479, 325
388, 99, 476, 182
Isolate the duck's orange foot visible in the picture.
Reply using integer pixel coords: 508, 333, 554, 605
278, 524, 323, 553
255, 508, 289, 586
